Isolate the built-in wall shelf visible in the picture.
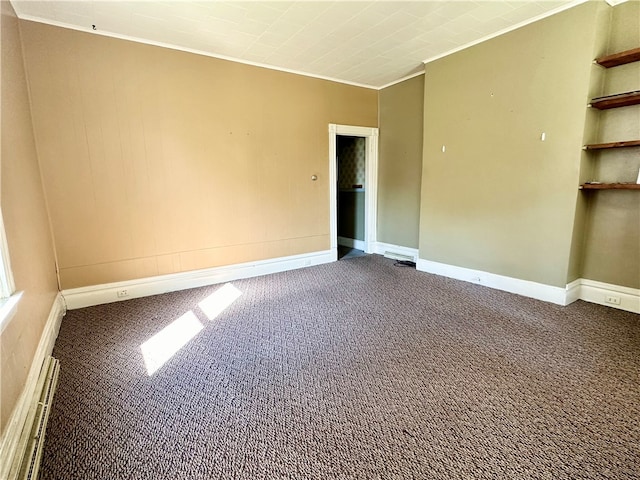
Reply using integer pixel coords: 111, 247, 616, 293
589, 91, 640, 110
584, 140, 640, 150
580, 183, 640, 190
582, 46, 640, 191
596, 47, 640, 68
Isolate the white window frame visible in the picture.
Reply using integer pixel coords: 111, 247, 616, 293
0, 208, 20, 334
0, 209, 15, 297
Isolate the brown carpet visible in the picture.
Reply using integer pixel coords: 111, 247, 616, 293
41, 255, 639, 479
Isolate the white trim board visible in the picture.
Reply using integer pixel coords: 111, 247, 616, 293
328, 124, 379, 257
578, 279, 639, 314
379, 70, 425, 90
416, 259, 640, 313
566, 279, 582, 306
0, 291, 23, 335
422, 0, 589, 65
337, 236, 365, 252
416, 259, 574, 306
14, 14, 378, 91
0, 293, 65, 480
62, 249, 333, 310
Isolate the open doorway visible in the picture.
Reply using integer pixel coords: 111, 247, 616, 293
336, 135, 367, 260
328, 124, 379, 262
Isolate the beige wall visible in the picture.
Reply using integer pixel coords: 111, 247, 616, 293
19, 21, 377, 289
378, 75, 424, 249
0, 2, 59, 435
580, 1, 640, 289
419, 2, 603, 288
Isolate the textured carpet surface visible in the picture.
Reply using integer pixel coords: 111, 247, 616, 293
41, 255, 639, 479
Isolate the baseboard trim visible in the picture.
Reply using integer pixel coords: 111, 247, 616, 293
374, 242, 419, 263
416, 259, 571, 305
578, 279, 640, 314
566, 279, 582, 305
415, 259, 640, 313
0, 293, 65, 480
62, 250, 334, 310
337, 236, 365, 251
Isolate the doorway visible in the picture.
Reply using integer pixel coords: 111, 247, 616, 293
328, 124, 379, 262
336, 135, 366, 260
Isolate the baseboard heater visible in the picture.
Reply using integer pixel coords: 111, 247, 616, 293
16, 356, 60, 480
383, 250, 414, 262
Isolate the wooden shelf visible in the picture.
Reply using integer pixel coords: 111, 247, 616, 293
590, 91, 640, 110
580, 183, 640, 190
584, 140, 640, 150
586, 48, 640, 195
596, 47, 640, 68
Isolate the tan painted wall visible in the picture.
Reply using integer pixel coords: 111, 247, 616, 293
19, 21, 377, 289
378, 75, 424, 249
580, 1, 640, 289
419, 2, 603, 288
0, 2, 59, 435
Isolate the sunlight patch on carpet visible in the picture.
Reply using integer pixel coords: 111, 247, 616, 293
140, 311, 203, 375
198, 283, 242, 321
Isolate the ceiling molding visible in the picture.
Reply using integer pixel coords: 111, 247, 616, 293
378, 70, 425, 91
13, 1, 587, 89
15, 14, 379, 91
604, 0, 629, 5
423, 0, 590, 65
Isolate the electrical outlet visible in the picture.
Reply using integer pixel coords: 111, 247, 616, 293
117, 289, 128, 298
605, 295, 621, 305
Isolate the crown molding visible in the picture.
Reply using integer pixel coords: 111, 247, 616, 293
378, 70, 425, 90
15, 14, 379, 91
423, 0, 590, 65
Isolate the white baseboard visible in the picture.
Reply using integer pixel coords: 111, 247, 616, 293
374, 242, 419, 263
0, 293, 65, 480
566, 278, 582, 305
337, 236, 365, 251
578, 279, 640, 314
416, 259, 640, 313
62, 249, 334, 310
416, 259, 571, 305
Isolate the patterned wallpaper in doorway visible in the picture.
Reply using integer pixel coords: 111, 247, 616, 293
338, 136, 365, 189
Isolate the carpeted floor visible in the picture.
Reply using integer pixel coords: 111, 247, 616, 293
41, 255, 639, 479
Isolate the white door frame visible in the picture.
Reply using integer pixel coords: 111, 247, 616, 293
328, 124, 379, 261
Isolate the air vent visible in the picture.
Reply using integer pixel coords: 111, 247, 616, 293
18, 356, 60, 480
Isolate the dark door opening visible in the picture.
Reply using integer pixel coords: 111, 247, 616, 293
336, 135, 366, 260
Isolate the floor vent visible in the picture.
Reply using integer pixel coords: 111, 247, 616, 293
18, 356, 60, 480
383, 250, 414, 262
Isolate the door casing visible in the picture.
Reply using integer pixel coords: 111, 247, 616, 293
328, 124, 379, 261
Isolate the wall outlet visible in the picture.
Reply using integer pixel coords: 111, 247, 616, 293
605, 295, 621, 305
117, 289, 128, 298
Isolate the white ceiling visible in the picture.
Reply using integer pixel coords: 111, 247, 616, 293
11, 0, 585, 89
